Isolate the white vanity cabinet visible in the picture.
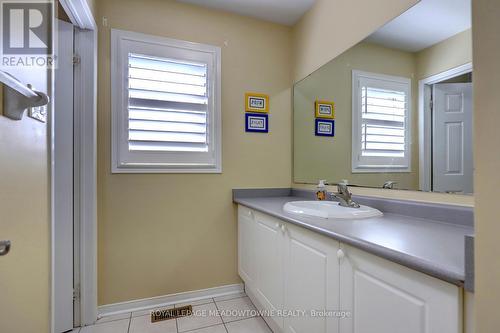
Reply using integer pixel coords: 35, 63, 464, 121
253, 210, 286, 331
283, 222, 340, 333
237, 206, 258, 287
238, 206, 286, 331
237, 205, 462, 333
339, 244, 462, 333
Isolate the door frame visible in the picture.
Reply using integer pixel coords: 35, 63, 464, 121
52, 0, 97, 331
418, 62, 473, 191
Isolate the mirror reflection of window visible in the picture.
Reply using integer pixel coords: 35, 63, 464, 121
352, 71, 411, 173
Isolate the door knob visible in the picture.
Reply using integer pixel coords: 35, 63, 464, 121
0, 240, 11, 256
337, 248, 345, 260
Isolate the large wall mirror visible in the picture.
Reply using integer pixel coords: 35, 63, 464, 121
293, 0, 472, 194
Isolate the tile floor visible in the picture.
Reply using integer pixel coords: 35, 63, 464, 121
72, 292, 272, 333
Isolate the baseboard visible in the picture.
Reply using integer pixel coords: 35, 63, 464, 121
98, 283, 244, 318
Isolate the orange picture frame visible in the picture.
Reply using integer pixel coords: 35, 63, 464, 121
245, 93, 269, 113
315, 100, 335, 119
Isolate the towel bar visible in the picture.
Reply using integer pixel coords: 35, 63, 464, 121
0, 70, 50, 120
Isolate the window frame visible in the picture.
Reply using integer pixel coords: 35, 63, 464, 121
111, 29, 222, 173
351, 70, 412, 173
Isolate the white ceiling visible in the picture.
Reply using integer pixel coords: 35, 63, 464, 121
365, 0, 471, 52
177, 0, 316, 26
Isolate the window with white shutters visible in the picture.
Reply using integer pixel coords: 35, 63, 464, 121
127, 54, 209, 152
111, 29, 221, 173
352, 70, 411, 172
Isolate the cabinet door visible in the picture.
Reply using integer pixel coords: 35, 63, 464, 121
238, 206, 257, 287
253, 212, 285, 331
283, 223, 340, 333
339, 244, 461, 333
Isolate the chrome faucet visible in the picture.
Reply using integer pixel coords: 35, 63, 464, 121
383, 181, 397, 189
333, 183, 360, 208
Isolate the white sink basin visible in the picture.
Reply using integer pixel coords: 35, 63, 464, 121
283, 201, 383, 219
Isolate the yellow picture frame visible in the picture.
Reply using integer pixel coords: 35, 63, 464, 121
245, 93, 269, 113
315, 100, 335, 119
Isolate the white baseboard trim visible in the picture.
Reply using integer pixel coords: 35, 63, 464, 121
98, 283, 244, 318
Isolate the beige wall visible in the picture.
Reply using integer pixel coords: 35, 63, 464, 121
86, 0, 96, 17
473, 0, 500, 331
293, 42, 419, 190
96, 0, 292, 305
416, 29, 472, 80
0, 69, 50, 331
292, 0, 419, 82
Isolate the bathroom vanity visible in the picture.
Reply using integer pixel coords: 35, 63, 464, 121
234, 188, 474, 333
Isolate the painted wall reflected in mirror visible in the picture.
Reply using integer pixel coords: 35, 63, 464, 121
0, 83, 3, 117
293, 0, 473, 194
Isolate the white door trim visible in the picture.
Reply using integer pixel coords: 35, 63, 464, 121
418, 62, 473, 191
73, 26, 98, 327
59, 0, 96, 30
52, 1, 98, 332
53, 19, 75, 332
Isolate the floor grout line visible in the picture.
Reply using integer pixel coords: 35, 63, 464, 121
177, 301, 221, 333
224, 314, 260, 325
213, 294, 247, 304
127, 312, 132, 333
212, 295, 229, 333
179, 322, 226, 333
93, 313, 132, 325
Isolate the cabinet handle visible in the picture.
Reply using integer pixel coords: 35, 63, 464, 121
0, 240, 11, 256
281, 224, 286, 233
337, 249, 345, 260
275, 222, 280, 229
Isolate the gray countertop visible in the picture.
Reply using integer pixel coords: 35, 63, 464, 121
233, 189, 474, 287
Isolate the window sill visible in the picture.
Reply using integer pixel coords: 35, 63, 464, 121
111, 165, 222, 174
352, 167, 412, 174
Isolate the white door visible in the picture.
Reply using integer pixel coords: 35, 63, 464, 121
54, 19, 75, 333
283, 223, 340, 333
253, 212, 285, 332
339, 244, 461, 333
433, 83, 473, 194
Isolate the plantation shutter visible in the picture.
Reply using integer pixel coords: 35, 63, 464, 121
352, 70, 411, 172
360, 85, 407, 158
111, 29, 221, 173
127, 53, 209, 153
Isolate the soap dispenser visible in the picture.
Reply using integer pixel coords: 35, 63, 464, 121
316, 180, 328, 201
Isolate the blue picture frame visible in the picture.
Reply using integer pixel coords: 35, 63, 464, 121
246, 113, 269, 133
315, 119, 335, 137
